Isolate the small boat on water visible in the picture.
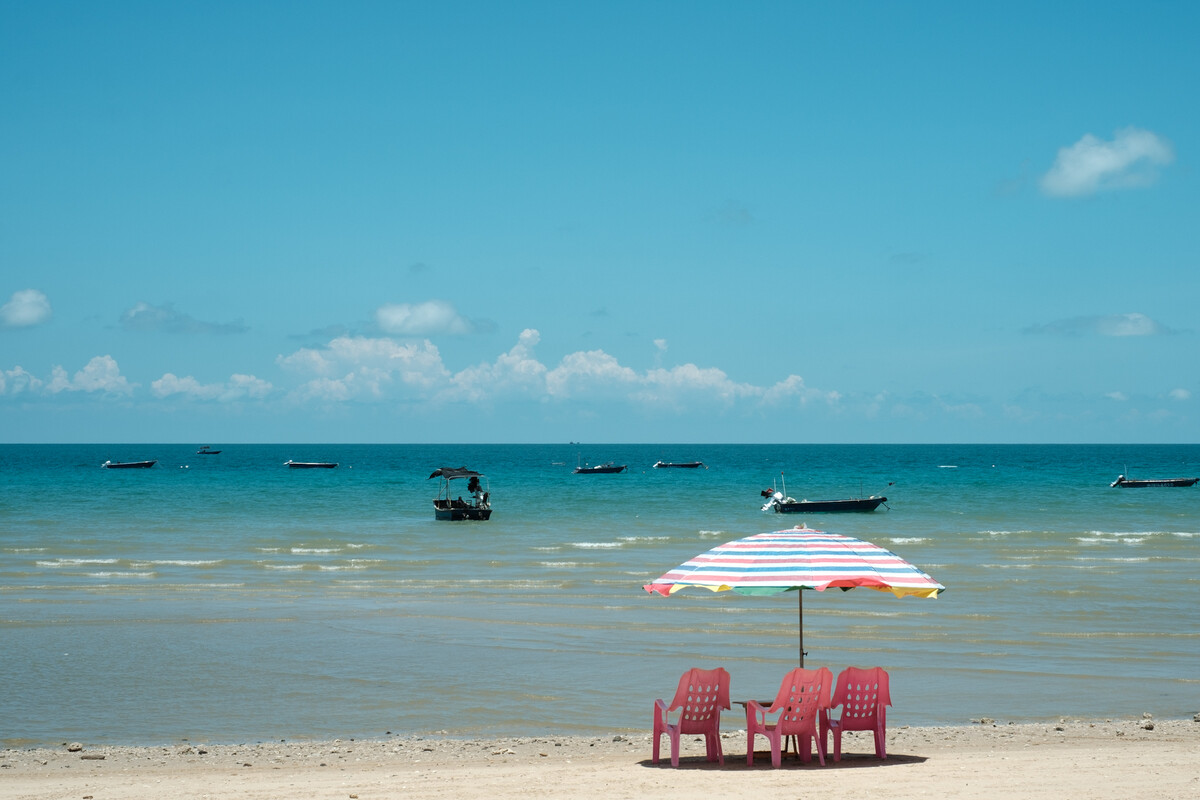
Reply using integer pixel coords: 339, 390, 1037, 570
429, 467, 492, 520
196, 445, 221, 454
760, 474, 890, 513
285, 460, 339, 469
1110, 474, 1198, 488
653, 461, 707, 469
574, 461, 626, 474
762, 493, 888, 512
102, 460, 157, 469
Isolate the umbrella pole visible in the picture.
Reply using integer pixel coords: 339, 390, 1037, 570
798, 590, 804, 668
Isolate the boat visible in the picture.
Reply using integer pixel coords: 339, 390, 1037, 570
762, 492, 888, 512
429, 467, 492, 520
759, 474, 890, 513
1110, 474, 1198, 488
196, 446, 221, 454
574, 461, 626, 474
102, 460, 157, 469
285, 460, 338, 469
653, 460, 707, 469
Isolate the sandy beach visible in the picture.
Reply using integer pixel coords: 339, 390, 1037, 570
5, 717, 1197, 800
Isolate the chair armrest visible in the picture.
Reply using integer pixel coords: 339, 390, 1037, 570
654, 698, 670, 725
746, 700, 770, 726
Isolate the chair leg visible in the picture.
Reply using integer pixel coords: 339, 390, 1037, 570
670, 731, 680, 767
770, 732, 782, 769
810, 733, 825, 766
875, 726, 887, 759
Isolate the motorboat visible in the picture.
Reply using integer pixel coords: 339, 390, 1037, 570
759, 474, 890, 513
1110, 474, 1198, 488
574, 461, 626, 474
196, 445, 221, 454
102, 460, 157, 469
762, 492, 888, 512
429, 467, 492, 520
285, 460, 339, 469
652, 460, 707, 469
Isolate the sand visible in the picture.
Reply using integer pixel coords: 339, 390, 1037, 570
4, 718, 1198, 800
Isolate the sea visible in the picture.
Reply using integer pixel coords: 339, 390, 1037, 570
2, 443, 1198, 748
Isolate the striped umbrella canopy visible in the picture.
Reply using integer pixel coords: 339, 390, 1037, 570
643, 527, 944, 666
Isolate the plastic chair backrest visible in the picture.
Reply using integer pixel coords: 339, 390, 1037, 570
667, 667, 731, 734
768, 666, 832, 735
831, 666, 890, 729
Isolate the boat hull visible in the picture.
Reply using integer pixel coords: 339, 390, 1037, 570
773, 496, 887, 513
574, 465, 626, 474
434, 503, 493, 521
286, 461, 338, 468
1111, 477, 1198, 488
653, 461, 706, 469
103, 460, 157, 469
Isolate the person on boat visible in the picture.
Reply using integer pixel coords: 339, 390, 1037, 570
468, 476, 484, 507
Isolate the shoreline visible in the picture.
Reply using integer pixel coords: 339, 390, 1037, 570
5, 718, 1198, 800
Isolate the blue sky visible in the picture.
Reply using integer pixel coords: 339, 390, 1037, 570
2, 1, 1197, 443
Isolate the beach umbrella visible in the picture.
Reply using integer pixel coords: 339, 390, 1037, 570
643, 526, 944, 667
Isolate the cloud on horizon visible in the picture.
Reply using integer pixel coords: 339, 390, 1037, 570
120, 302, 249, 334
268, 328, 842, 414
1024, 312, 1174, 337
1040, 127, 1174, 197
45, 355, 134, 395
1, 289, 52, 328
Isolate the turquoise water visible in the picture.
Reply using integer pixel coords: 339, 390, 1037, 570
2, 443, 1198, 746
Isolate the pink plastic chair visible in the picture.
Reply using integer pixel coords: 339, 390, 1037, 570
823, 666, 891, 761
746, 666, 833, 768
652, 667, 731, 767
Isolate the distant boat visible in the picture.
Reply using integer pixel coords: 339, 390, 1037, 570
429, 466, 492, 521
1110, 474, 1198, 488
653, 460, 707, 469
574, 461, 626, 474
102, 460, 157, 469
285, 460, 338, 469
759, 474, 890, 513
196, 446, 221, 454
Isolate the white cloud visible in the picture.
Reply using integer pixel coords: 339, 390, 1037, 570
1168, 388, 1191, 401
226, 373, 273, 400
276, 347, 334, 376
151, 373, 274, 401
45, 355, 134, 395
545, 350, 639, 399
448, 328, 547, 402
279, 335, 450, 401
271, 330, 852, 421
1106, 391, 1128, 402
1040, 127, 1174, 197
1, 366, 44, 395
761, 374, 842, 407
376, 300, 472, 335
637, 364, 759, 406
152, 373, 224, 399
120, 302, 248, 334
1026, 312, 1172, 337
1, 289, 52, 327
